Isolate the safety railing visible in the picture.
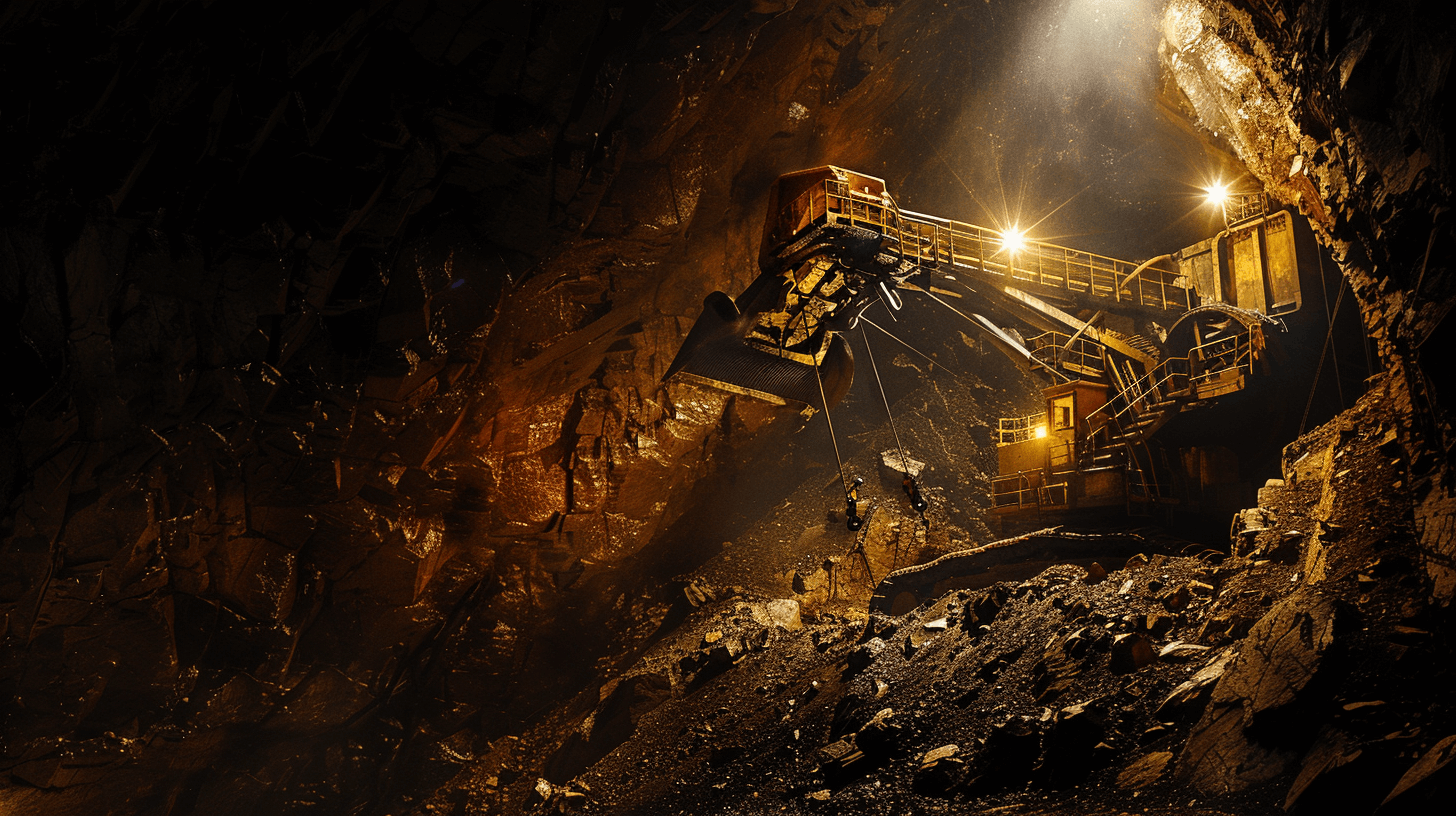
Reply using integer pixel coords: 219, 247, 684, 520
1104, 356, 1191, 431
1100, 323, 1257, 438
1027, 331, 1107, 376
776, 178, 1197, 312
1048, 439, 1077, 471
1189, 331, 1254, 388
991, 470, 1068, 510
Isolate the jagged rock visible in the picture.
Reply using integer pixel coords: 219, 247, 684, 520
1117, 751, 1173, 789
1283, 725, 1366, 812
817, 735, 869, 781
1145, 610, 1176, 637
967, 717, 1041, 792
748, 599, 802, 630
1158, 640, 1211, 660
879, 450, 925, 478
1381, 733, 1456, 811
905, 619, 943, 657
547, 671, 674, 783
1160, 584, 1192, 613
1083, 562, 1108, 584
1109, 633, 1156, 674
1266, 531, 1304, 564
1042, 701, 1107, 787
977, 646, 1025, 681
705, 639, 745, 667
914, 744, 963, 796
846, 638, 887, 673
961, 586, 1008, 630
1032, 635, 1083, 703
861, 614, 898, 642
1156, 649, 1236, 720
206, 535, 297, 621
854, 708, 904, 756
1062, 598, 1091, 619
1061, 626, 1100, 659
1179, 592, 1341, 795
684, 580, 716, 607
1231, 508, 1273, 555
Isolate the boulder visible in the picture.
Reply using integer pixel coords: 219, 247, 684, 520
1041, 701, 1107, 787
1109, 633, 1156, 674
1117, 751, 1173, 789
846, 638, 887, 673
1156, 648, 1236, 721
913, 744, 963, 796
1178, 592, 1341, 795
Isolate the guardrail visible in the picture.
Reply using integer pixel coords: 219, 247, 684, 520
991, 470, 1068, 510
778, 179, 1197, 312
1028, 331, 1107, 375
1101, 325, 1256, 436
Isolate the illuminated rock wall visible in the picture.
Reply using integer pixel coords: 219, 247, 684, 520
1159, 0, 1455, 599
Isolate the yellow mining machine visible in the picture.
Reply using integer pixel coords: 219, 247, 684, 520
665, 166, 1325, 529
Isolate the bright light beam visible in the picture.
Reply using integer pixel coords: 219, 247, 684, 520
1001, 226, 1027, 255
1204, 182, 1229, 208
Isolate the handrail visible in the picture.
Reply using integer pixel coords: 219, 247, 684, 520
778, 179, 1196, 312
1100, 325, 1256, 432
991, 469, 1069, 510
1028, 331, 1105, 374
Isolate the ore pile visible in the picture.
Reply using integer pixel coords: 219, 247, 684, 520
421, 376, 1453, 815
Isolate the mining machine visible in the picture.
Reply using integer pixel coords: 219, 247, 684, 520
665, 166, 1328, 530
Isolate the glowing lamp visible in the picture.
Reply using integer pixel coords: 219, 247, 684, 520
1001, 227, 1027, 255
1034, 425, 1048, 439
1204, 183, 1229, 208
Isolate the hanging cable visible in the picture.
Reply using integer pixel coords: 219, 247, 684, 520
915, 286, 1069, 382
1314, 244, 1345, 408
1299, 275, 1348, 435
860, 326, 929, 522
860, 325, 912, 475
860, 316, 975, 387
813, 342, 862, 530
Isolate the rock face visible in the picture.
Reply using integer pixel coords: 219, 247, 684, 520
0, 0, 1452, 814
1159, 0, 1456, 602
1178, 591, 1341, 793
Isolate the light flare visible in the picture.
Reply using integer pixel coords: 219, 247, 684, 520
1001, 226, 1027, 255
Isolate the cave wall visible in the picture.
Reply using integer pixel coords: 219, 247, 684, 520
0, 0, 1093, 807
1157, 0, 1455, 598
1, 0, 1451, 812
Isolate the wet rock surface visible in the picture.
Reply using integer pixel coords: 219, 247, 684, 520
1, 0, 1453, 814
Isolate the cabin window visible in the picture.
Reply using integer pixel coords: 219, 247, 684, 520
1052, 395, 1075, 430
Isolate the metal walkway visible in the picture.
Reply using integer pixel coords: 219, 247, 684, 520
777, 175, 1197, 314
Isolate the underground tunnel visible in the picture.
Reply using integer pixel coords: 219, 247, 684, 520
1, 0, 1453, 813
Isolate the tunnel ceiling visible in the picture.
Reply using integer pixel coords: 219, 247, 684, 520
1, 0, 1453, 814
